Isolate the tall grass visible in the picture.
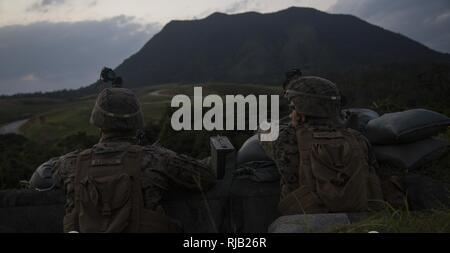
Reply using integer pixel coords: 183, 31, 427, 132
333, 208, 450, 233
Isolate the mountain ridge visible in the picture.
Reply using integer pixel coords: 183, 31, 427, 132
114, 7, 449, 87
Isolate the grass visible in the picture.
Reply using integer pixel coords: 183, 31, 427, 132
0, 97, 66, 125
332, 208, 450, 233
13, 83, 281, 142
333, 130, 450, 233
20, 98, 98, 142
1, 83, 450, 233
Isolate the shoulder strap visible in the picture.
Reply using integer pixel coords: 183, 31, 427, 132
295, 127, 315, 190
124, 145, 144, 176
72, 148, 92, 232
123, 145, 144, 232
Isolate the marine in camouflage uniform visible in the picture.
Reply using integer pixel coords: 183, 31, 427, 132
262, 75, 403, 215
31, 88, 214, 233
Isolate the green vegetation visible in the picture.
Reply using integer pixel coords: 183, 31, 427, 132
0, 134, 56, 189
22, 101, 97, 143
0, 97, 66, 125
0, 82, 449, 233
0, 132, 98, 189
333, 209, 450, 233
15, 83, 280, 143
0, 83, 280, 188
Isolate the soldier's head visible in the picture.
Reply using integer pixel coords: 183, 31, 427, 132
90, 88, 144, 134
284, 76, 341, 126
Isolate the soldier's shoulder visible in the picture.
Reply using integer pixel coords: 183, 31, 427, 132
275, 123, 296, 146
142, 144, 173, 155
46, 149, 84, 179
55, 149, 90, 170
259, 123, 295, 159
140, 144, 179, 164
341, 127, 372, 152
343, 127, 361, 135
59, 149, 84, 161
343, 127, 369, 141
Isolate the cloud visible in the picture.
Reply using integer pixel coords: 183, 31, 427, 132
27, 0, 67, 13
0, 16, 161, 95
222, 0, 334, 14
20, 74, 40, 82
224, 0, 254, 14
329, 0, 450, 53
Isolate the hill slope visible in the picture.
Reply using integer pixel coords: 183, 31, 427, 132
115, 7, 449, 86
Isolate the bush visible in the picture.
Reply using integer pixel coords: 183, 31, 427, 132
0, 134, 58, 189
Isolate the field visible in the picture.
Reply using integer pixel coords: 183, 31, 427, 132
0, 97, 67, 125
0, 82, 449, 233
0, 83, 282, 143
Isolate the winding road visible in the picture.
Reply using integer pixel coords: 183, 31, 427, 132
0, 119, 29, 135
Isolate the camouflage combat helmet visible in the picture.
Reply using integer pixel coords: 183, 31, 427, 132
90, 88, 144, 131
285, 76, 341, 118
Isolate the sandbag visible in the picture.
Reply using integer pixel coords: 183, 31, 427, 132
237, 135, 272, 165
403, 174, 450, 211
373, 138, 449, 170
343, 108, 380, 135
268, 214, 351, 233
234, 161, 280, 183
366, 109, 450, 144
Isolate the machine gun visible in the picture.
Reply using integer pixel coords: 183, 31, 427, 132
282, 68, 302, 90
100, 67, 123, 88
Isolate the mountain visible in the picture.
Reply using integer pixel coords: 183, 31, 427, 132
11, 7, 450, 112
114, 7, 449, 86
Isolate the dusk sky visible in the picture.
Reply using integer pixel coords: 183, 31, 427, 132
0, 0, 449, 95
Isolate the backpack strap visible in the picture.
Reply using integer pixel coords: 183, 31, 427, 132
67, 144, 181, 233
296, 127, 315, 191
277, 127, 329, 215
68, 148, 92, 233
123, 145, 144, 232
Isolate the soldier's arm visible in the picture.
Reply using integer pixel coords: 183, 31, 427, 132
143, 145, 215, 191
258, 116, 291, 161
272, 125, 300, 197
272, 125, 296, 171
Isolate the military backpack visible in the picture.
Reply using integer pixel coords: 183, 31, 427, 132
63, 144, 180, 233
278, 127, 384, 215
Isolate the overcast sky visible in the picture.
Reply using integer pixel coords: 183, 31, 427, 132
0, 0, 449, 95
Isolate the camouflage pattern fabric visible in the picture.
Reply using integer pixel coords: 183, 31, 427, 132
264, 122, 409, 212
262, 122, 385, 201
259, 120, 300, 198
90, 88, 144, 131
49, 134, 214, 216
285, 76, 341, 119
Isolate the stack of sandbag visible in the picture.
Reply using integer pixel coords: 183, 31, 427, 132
235, 134, 280, 182
365, 109, 450, 170
237, 135, 273, 165
342, 108, 380, 136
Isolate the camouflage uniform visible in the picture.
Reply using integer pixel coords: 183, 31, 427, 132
268, 122, 382, 201
50, 135, 214, 217
33, 87, 214, 232
262, 76, 388, 214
